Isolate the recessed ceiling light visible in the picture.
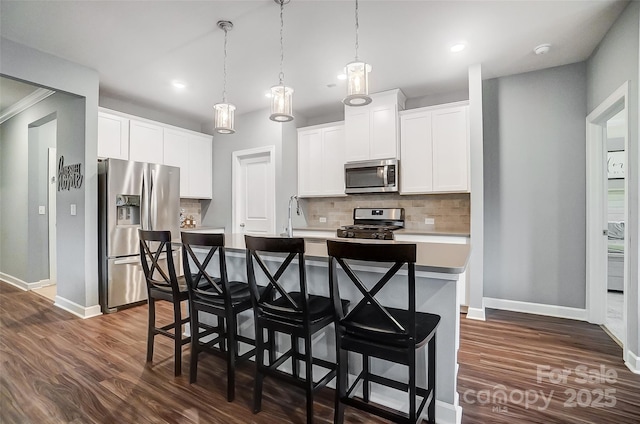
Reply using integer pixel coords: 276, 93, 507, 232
172, 80, 187, 89
337, 73, 347, 80
450, 43, 466, 53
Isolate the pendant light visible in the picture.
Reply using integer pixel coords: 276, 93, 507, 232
214, 20, 236, 134
343, 0, 372, 106
269, 0, 294, 122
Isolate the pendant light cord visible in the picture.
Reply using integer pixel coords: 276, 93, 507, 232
223, 26, 228, 102
354, 0, 359, 60
279, 0, 285, 85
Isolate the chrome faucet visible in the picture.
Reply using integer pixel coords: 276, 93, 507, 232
287, 195, 299, 237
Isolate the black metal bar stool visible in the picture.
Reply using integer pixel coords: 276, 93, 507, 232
244, 235, 348, 424
327, 240, 440, 424
138, 229, 190, 377
181, 232, 257, 402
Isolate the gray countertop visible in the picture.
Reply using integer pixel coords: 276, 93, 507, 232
223, 233, 470, 275
294, 226, 470, 238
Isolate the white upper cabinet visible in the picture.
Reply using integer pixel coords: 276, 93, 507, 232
400, 110, 434, 193
187, 133, 213, 199
298, 122, 346, 197
129, 120, 164, 164
98, 108, 213, 199
163, 129, 212, 199
432, 106, 469, 192
400, 102, 469, 194
344, 89, 406, 162
163, 129, 190, 195
97, 111, 129, 160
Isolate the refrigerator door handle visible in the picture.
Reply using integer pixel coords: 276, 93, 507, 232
150, 168, 156, 230
141, 170, 148, 230
114, 257, 142, 266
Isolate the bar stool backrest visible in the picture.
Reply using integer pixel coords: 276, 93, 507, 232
244, 235, 309, 321
139, 229, 180, 297
327, 240, 417, 345
181, 232, 229, 302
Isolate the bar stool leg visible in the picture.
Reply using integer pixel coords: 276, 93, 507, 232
363, 353, 370, 403
189, 309, 199, 383
304, 334, 314, 424
334, 344, 347, 424
409, 347, 417, 423
226, 311, 237, 402
253, 323, 265, 413
292, 335, 299, 378
173, 300, 183, 376
146, 299, 156, 363
427, 335, 436, 423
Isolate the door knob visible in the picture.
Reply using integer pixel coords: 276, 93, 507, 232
240, 223, 245, 227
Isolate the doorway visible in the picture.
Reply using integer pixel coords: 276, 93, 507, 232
586, 82, 629, 350
231, 146, 276, 234
29, 117, 58, 301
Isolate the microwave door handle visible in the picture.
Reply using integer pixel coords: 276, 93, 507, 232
383, 165, 389, 187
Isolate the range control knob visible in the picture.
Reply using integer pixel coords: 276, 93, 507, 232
347, 231, 355, 238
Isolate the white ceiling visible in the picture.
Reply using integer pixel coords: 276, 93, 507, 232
0, 77, 40, 112
0, 0, 628, 126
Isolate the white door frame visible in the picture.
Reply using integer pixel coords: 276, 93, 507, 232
585, 81, 629, 344
231, 145, 276, 234
48, 147, 57, 285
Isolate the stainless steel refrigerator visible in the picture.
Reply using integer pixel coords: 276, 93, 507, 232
98, 158, 181, 313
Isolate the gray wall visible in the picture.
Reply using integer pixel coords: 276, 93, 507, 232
483, 62, 588, 308
201, 108, 299, 233
100, 94, 203, 133
1, 37, 100, 308
1, 91, 85, 286
587, 1, 639, 359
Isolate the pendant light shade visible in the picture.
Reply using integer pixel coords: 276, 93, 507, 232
344, 60, 372, 106
214, 20, 236, 134
269, 0, 294, 122
343, 0, 372, 107
270, 84, 294, 122
213, 102, 236, 134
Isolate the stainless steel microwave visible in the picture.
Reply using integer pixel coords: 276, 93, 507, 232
344, 159, 398, 194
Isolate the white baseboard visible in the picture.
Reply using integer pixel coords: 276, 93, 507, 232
465, 306, 486, 321
625, 350, 640, 374
483, 297, 587, 321
0, 272, 29, 290
54, 295, 102, 319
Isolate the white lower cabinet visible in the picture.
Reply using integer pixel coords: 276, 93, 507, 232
400, 102, 469, 194
298, 123, 345, 197
395, 233, 470, 306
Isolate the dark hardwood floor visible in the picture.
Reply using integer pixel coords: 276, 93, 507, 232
1, 281, 639, 423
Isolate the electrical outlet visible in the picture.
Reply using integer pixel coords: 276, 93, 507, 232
39, 206, 46, 215
424, 217, 435, 225
319, 217, 327, 223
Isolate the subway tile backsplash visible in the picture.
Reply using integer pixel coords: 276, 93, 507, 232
180, 198, 202, 228
300, 193, 470, 232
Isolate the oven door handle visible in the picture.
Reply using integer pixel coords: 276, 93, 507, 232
382, 165, 389, 187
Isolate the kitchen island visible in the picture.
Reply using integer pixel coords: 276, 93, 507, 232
186, 232, 469, 424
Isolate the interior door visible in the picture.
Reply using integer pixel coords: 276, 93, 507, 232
233, 148, 275, 234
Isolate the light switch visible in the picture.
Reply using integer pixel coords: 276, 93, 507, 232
424, 217, 435, 225
70, 204, 77, 216
39, 206, 46, 215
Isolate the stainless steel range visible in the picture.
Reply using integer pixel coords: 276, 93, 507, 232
337, 208, 405, 240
